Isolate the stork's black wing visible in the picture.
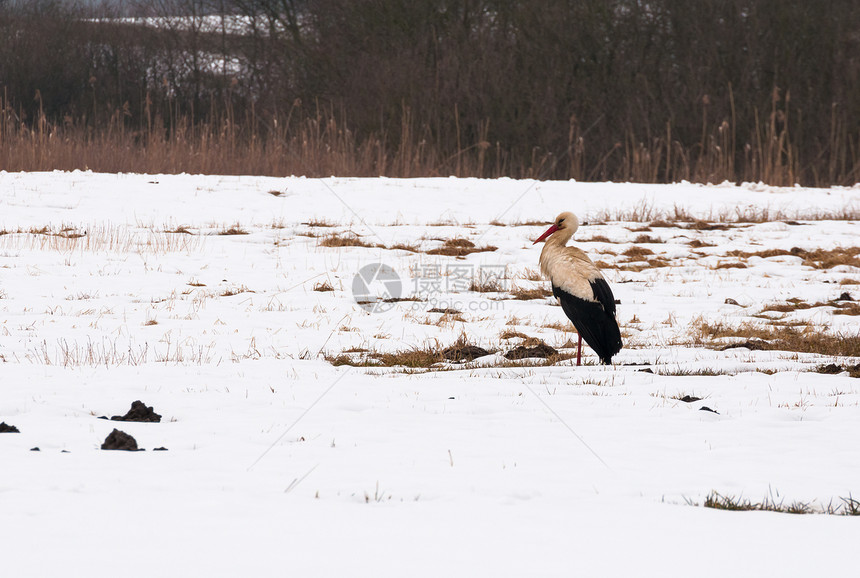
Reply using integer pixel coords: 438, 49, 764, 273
552, 283, 622, 364
589, 277, 617, 318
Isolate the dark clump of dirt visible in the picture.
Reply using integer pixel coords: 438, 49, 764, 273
30, 447, 40, 451
699, 406, 719, 414
442, 344, 490, 362
678, 395, 702, 403
818, 363, 844, 375
110, 400, 162, 422
837, 292, 853, 301
101, 429, 140, 451
817, 363, 860, 378
504, 343, 558, 360
153, 447, 169, 451
0, 422, 20, 433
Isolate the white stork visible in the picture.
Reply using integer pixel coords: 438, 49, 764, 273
534, 211, 622, 365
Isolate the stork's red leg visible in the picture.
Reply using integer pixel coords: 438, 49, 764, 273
576, 334, 582, 366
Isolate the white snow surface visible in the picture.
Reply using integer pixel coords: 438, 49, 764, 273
1, 171, 859, 577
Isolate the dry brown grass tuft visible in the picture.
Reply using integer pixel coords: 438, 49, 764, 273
832, 302, 860, 316
386, 242, 420, 252
761, 298, 812, 313
725, 248, 797, 259
427, 238, 497, 257
470, 278, 504, 292
701, 492, 860, 515
688, 239, 716, 248
343, 346, 369, 353
326, 335, 493, 369
166, 225, 194, 235
580, 235, 613, 243
634, 234, 664, 244
508, 285, 553, 300
685, 220, 731, 231
520, 268, 544, 282
725, 247, 860, 269
649, 219, 678, 228
617, 258, 671, 272
622, 246, 655, 258
313, 281, 335, 292
543, 320, 576, 332
383, 296, 424, 303
762, 297, 860, 316
800, 248, 860, 270
714, 262, 748, 270
218, 224, 249, 236
500, 329, 530, 340
319, 233, 373, 248
302, 218, 336, 227
327, 348, 443, 368
2, 225, 85, 238
695, 319, 860, 357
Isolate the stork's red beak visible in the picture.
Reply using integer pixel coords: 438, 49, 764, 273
533, 224, 559, 244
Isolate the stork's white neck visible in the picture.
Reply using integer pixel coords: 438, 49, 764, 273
546, 226, 575, 247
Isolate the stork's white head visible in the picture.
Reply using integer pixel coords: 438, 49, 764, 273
533, 212, 580, 245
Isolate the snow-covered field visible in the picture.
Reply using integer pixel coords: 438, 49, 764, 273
2, 172, 859, 577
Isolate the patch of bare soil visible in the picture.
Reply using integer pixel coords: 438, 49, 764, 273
504, 343, 558, 359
